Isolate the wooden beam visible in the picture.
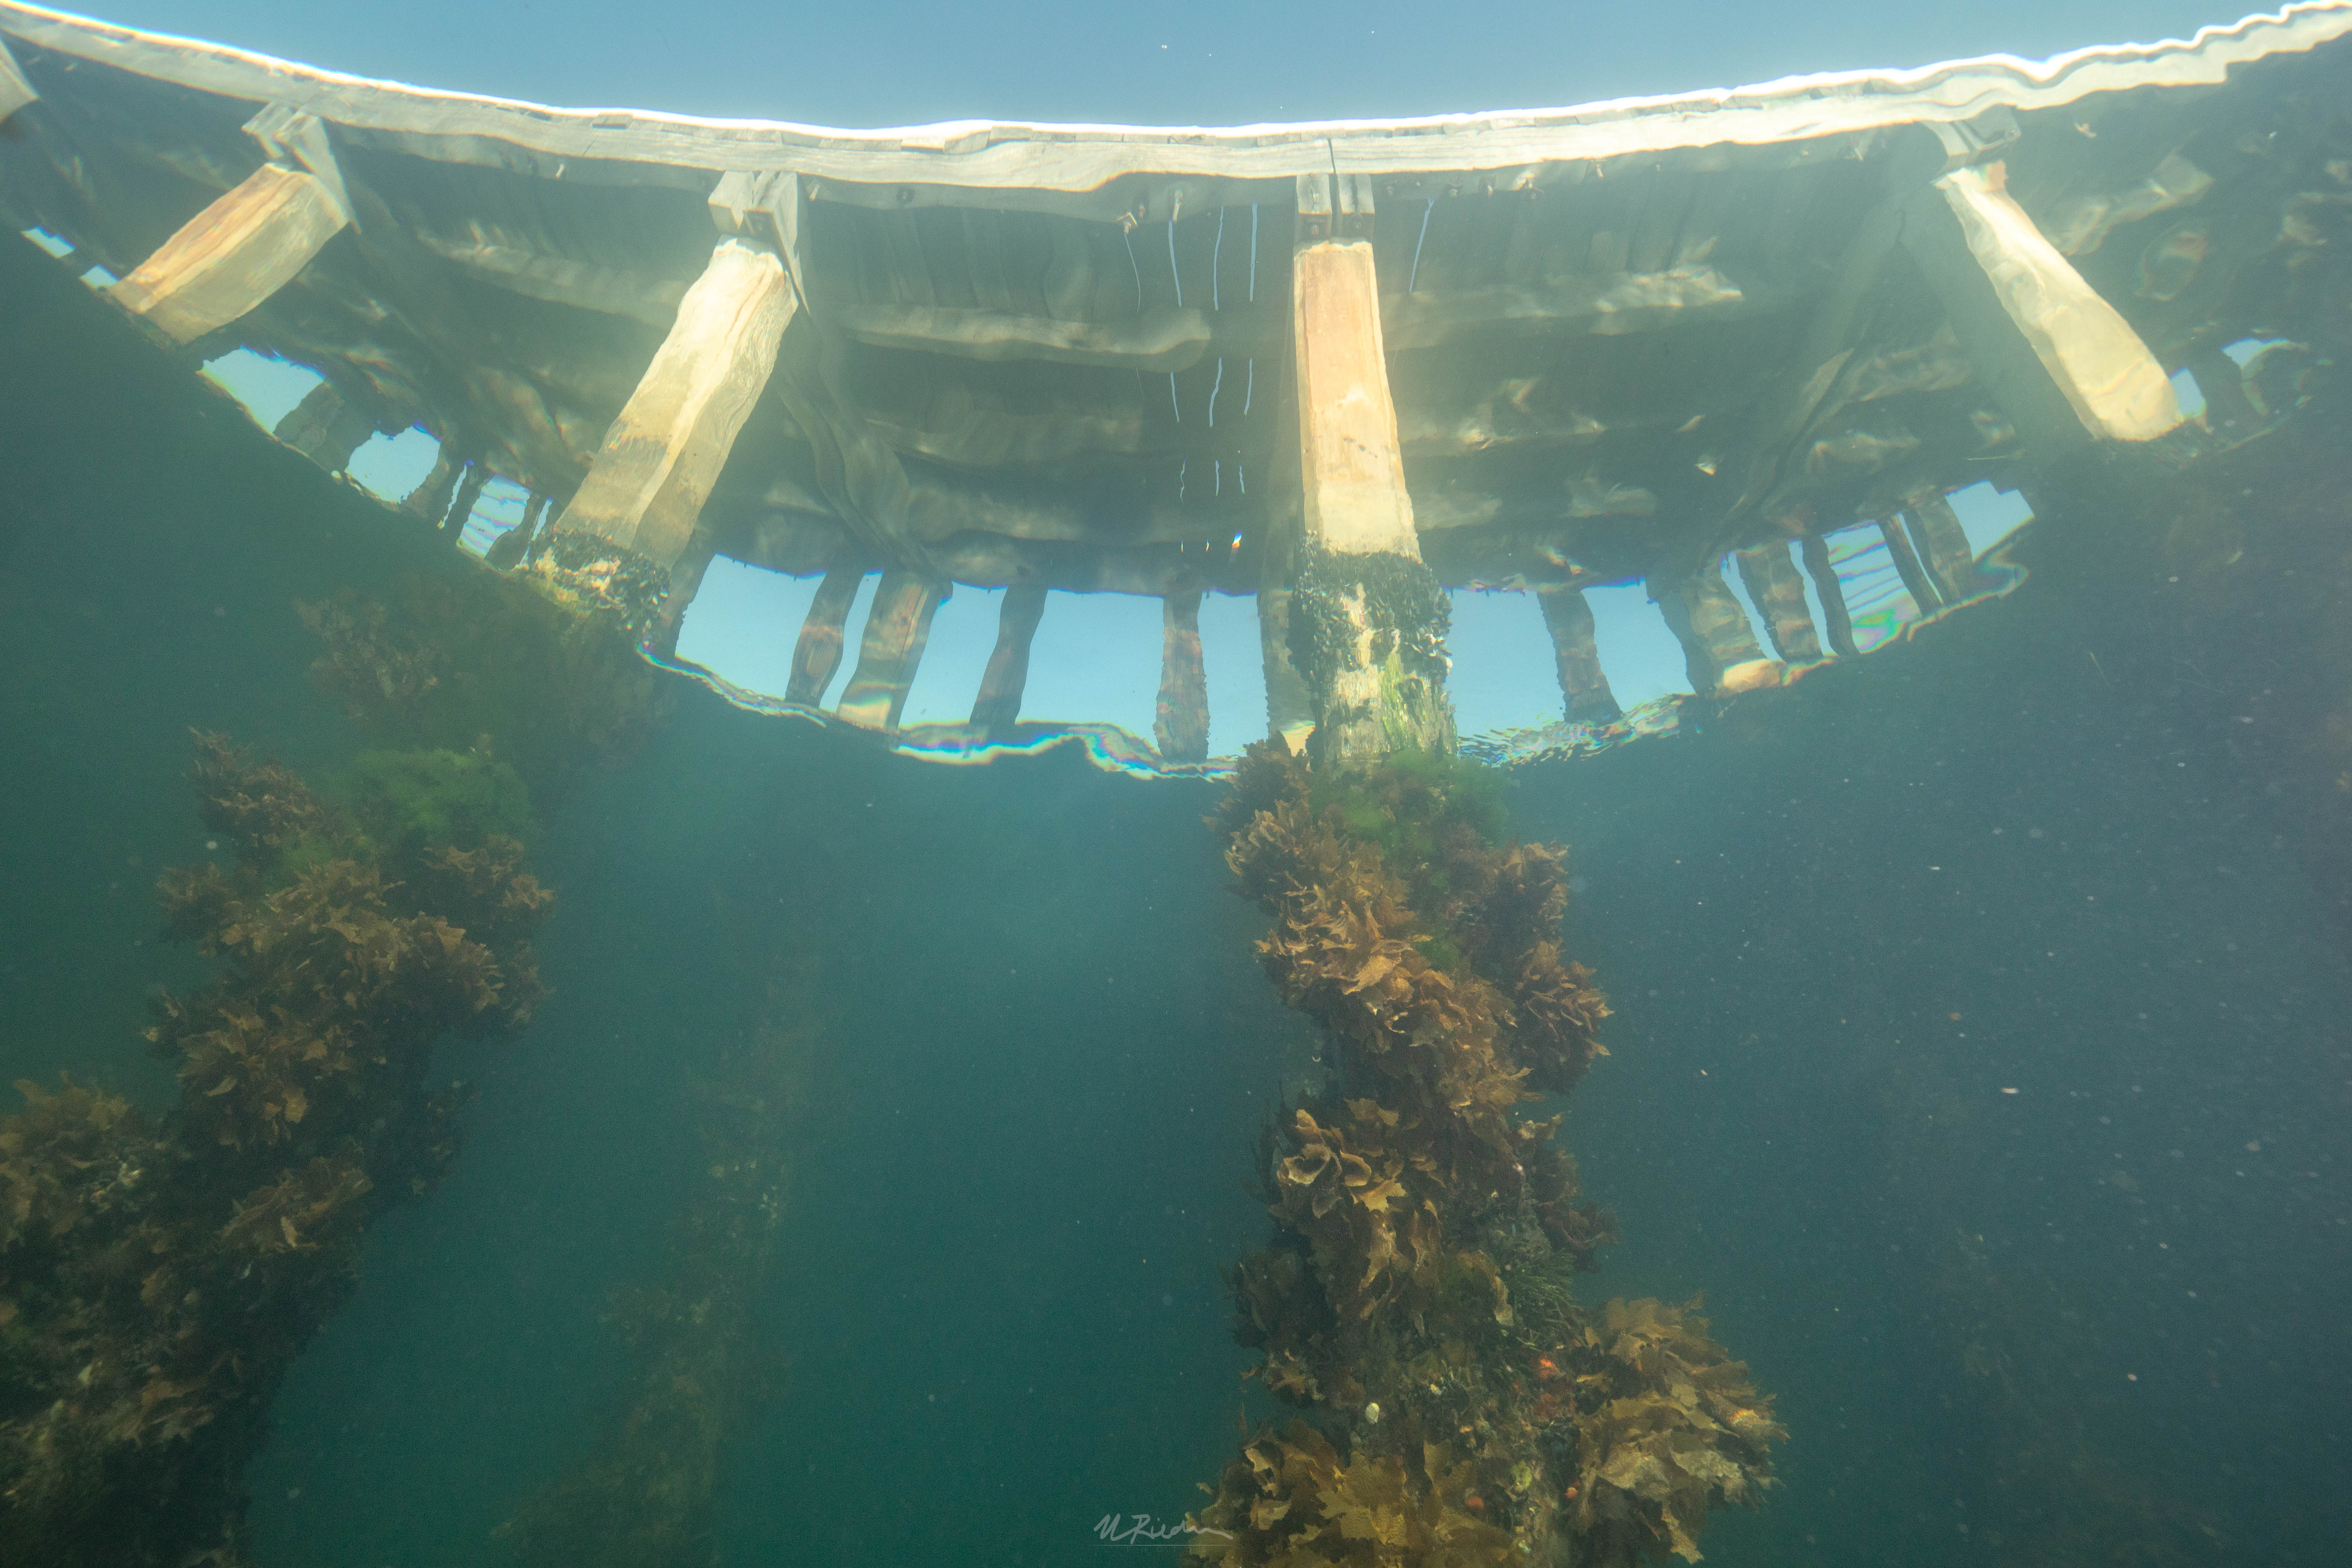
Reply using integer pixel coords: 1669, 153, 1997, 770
834, 569, 945, 730
1536, 585, 1622, 725
1154, 587, 1210, 761
1654, 561, 1768, 696
970, 582, 1046, 735
785, 560, 866, 705
1874, 515, 1944, 615
836, 302, 1228, 372
1733, 542, 1822, 662
1287, 174, 1453, 765
1901, 492, 1977, 604
1798, 533, 1859, 656
552, 236, 796, 569
1901, 162, 2181, 446
1381, 266, 1780, 350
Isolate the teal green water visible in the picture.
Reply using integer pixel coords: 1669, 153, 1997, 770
3, 227, 2347, 1567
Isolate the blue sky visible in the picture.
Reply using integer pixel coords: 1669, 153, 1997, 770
64, 0, 2243, 752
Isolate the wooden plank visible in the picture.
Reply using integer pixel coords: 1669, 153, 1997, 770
1654, 561, 1768, 695
1798, 533, 1858, 656
12, 2, 2342, 207
1380, 266, 1779, 350
1901, 163, 2180, 444
1901, 492, 1978, 603
836, 301, 1223, 371
108, 160, 348, 342
1733, 542, 1822, 661
1536, 584, 1622, 724
970, 581, 1047, 735
1874, 515, 1944, 614
1154, 586, 1209, 761
834, 569, 946, 730
551, 235, 796, 568
785, 559, 865, 705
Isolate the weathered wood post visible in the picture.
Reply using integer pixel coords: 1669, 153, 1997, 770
485, 492, 551, 570
1901, 490, 1979, 604
1875, 515, 1946, 616
1155, 584, 1210, 762
1536, 585, 1622, 725
1285, 172, 1452, 767
834, 569, 947, 731
439, 459, 492, 544
1799, 533, 1860, 657
786, 560, 867, 707
271, 381, 378, 473
1654, 560, 1770, 696
107, 105, 351, 344
1734, 542, 1823, 663
971, 582, 1048, 736
399, 442, 466, 523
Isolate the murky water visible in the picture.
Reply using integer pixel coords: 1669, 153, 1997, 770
4, 147, 2350, 1568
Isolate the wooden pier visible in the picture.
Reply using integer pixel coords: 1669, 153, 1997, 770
4, 1, 2347, 762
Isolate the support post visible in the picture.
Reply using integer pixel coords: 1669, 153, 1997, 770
551, 234, 796, 569
439, 459, 491, 544
1875, 515, 1944, 616
1155, 587, 1210, 762
834, 570, 945, 731
1901, 160, 2180, 447
1734, 543, 1823, 663
1799, 534, 1860, 657
1288, 173, 1452, 767
2182, 342, 2263, 437
1654, 561, 1769, 696
108, 107, 351, 344
645, 523, 720, 660
970, 582, 1047, 736
400, 443, 465, 523
1901, 491, 1978, 604
271, 380, 377, 473
785, 560, 865, 706
486, 492, 551, 571
1535, 585, 1622, 726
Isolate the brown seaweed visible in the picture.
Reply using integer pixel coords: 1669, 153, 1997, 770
1193, 746, 1780, 1567
0, 733, 553, 1567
